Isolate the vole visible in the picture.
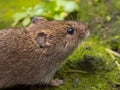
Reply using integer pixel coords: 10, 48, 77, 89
0, 17, 89, 88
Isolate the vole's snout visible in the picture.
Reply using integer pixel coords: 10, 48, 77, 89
78, 24, 90, 39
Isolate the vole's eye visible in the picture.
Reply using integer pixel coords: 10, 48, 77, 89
67, 27, 74, 35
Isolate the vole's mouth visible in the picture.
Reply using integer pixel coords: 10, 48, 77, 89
85, 31, 90, 39
78, 31, 90, 45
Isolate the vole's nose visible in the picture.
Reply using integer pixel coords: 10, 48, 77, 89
78, 24, 90, 39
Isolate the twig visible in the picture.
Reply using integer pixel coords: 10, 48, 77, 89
66, 70, 88, 73
115, 61, 120, 70
105, 48, 120, 59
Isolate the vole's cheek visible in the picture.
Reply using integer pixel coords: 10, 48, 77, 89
66, 34, 77, 41
66, 34, 72, 40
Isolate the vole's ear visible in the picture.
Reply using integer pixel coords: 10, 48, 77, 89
32, 17, 47, 24
35, 32, 46, 48
35, 32, 51, 48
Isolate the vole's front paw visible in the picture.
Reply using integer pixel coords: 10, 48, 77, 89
50, 78, 64, 87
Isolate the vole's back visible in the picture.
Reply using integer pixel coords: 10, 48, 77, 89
0, 28, 62, 88
0, 29, 43, 88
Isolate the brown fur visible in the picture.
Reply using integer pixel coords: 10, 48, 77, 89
0, 17, 89, 88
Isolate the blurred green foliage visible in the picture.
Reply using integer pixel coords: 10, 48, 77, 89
0, 0, 120, 90
0, 0, 40, 29
12, 0, 79, 26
